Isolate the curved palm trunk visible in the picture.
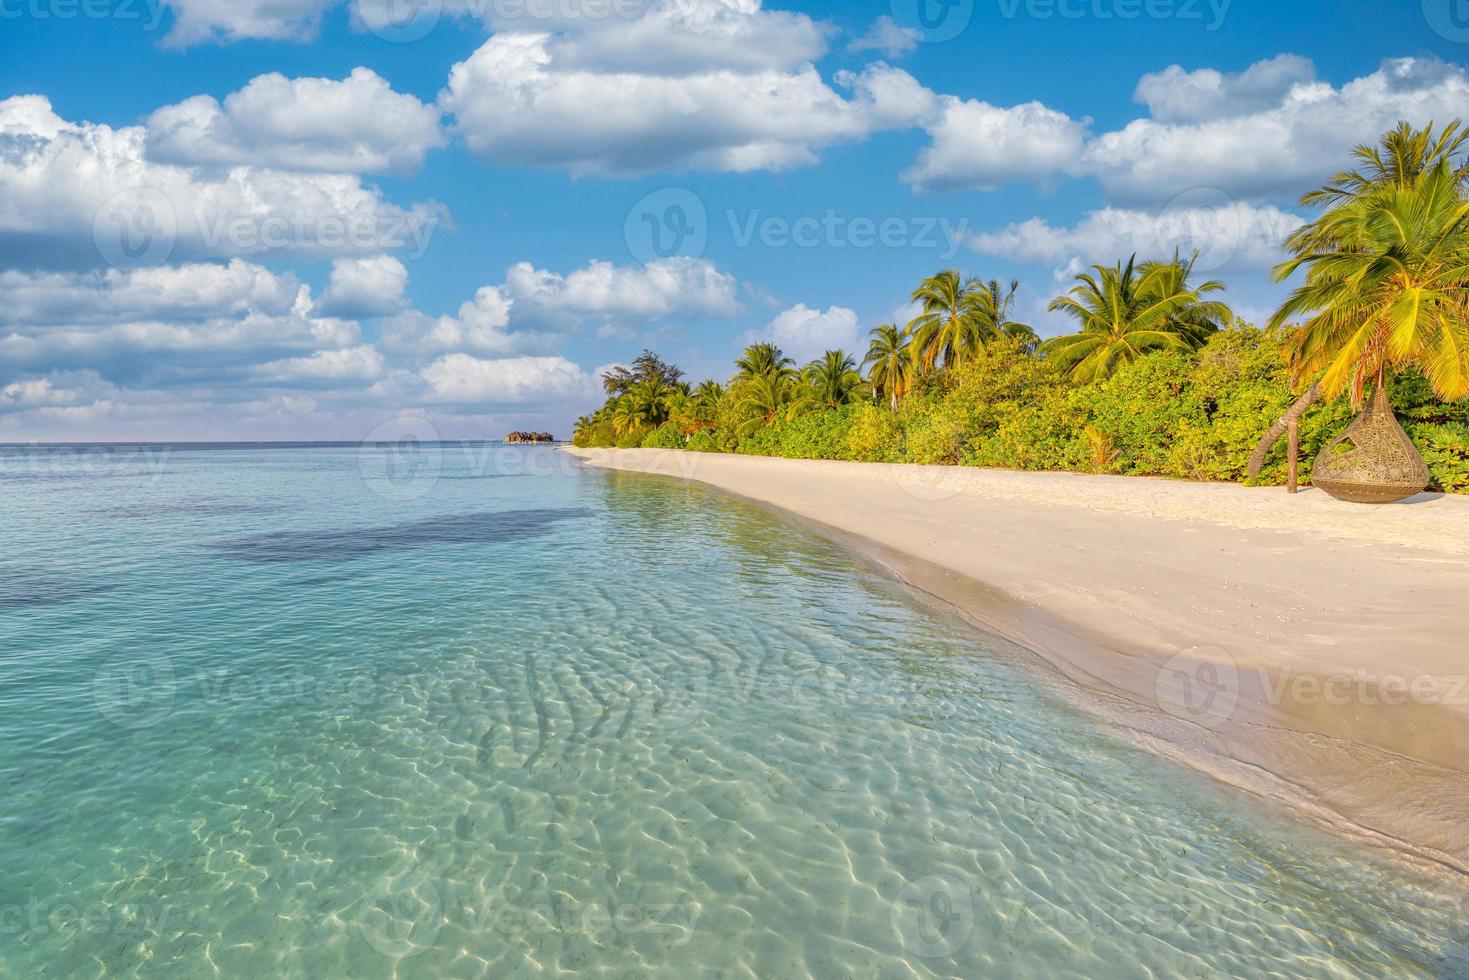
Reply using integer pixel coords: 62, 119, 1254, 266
1247, 382, 1322, 479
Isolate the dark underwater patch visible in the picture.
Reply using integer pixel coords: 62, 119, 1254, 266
0, 566, 120, 609
211, 508, 590, 564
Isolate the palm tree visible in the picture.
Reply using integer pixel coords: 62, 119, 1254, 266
1269, 160, 1469, 404
1298, 120, 1469, 214
1042, 254, 1229, 383
908, 271, 1033, 370
731, 374, 805, 437
693, 380, 726, 407
627, 377, 674, 427
863, 323, 912, 410
732, 343, 798, 384
976, 278, 1039, 350
609, 395, 649, 438
805, 350, 864, 409
1250, 121, 1469, 477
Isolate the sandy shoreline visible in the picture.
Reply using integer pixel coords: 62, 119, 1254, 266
566, 447, 1469, 875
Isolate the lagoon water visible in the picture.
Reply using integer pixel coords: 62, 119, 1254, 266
1, 443, 1465, 978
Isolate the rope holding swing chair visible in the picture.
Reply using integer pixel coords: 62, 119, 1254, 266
1310, 383, 1432, 504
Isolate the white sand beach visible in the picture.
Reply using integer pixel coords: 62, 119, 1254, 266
567, 447, 1469, 874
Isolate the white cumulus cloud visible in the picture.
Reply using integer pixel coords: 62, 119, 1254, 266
745, 304, 861, 364
1085, 56, 1469, 204
384, 257, 741, 354
903, 96, 1090, 193
315, 256, 409, 319
969, 202, 1306, 276
161, 0, 333, 49
146, 69, 445, 175
1132, 53, 1317, 123
420, 354, 598, 405
254, 345, 387, 384
0, 96, 445, 270
849, 15, 920, 59
440, 27, 932, 175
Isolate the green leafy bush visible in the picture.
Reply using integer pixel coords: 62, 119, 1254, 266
685, 431, 720, 453
641, 424, 686, 449
1410, 423, 1469, 492
842, 404, 906, 462
615, 427, 649, 449
572, 420, 617, 448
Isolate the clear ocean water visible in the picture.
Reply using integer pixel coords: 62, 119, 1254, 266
1, 442, 1465, 978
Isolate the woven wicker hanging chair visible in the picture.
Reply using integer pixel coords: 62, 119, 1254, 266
1311, 384, 1431, 503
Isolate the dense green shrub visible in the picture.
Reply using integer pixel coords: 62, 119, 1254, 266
572, 419, 617, 448
842, 404, 906, 462
735, 407, 858, 460
1408, 423, 1469, 492
615, 427, 649, 449
685, 431, 720, 453
641, 424, 686, 449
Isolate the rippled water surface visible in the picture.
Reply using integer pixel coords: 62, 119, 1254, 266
1, 444, 1465, 978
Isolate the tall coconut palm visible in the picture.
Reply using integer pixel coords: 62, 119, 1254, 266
693, 380, 726, 407
805, 350, 864, 409
908, 271, 1033, 370
731, 374, 805, 437
732, 343, 798, 384
1252, 121, 1469, 477
1042, 255, 1229, 383
609, 394, 649, 437
863, 323, 913, 410
1298, 120, 1469, 214
627, 377, 675, 427
1268, 160, 1469, 405
976, 278, 1040, 351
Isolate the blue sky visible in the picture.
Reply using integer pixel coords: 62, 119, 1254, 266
2, 0, 1466, 439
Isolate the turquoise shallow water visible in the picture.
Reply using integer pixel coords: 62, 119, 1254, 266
1, 443, 1466, 978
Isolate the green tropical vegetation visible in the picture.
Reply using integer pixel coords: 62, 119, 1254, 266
574, 122, 1469, 494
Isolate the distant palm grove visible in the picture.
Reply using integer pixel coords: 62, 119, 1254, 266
574, 123, 1469, 494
